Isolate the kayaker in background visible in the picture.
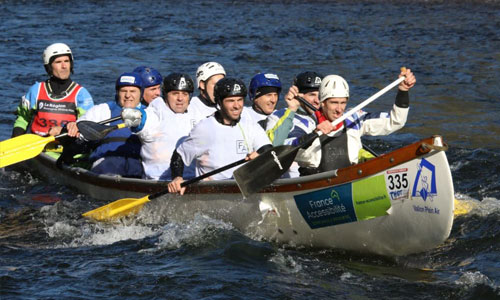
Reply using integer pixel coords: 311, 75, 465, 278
168, 78, 272, 195
189, 61, 226, 117
295, 68, 416, 175
133, 66, 163, 105
241, 72, 282, 129
130, 73, 205, 180
11, 43, 94, 137
66, 72, 146, 177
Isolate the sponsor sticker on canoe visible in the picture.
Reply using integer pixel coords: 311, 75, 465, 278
294, 175, 391, 229
385, 168, 410, 201
412, 158, 437, 201
410, 158, 441, 214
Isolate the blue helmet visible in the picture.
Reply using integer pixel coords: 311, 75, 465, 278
248, 73, 282, 101
133, 66, 163, 88
115, 72, 144, 91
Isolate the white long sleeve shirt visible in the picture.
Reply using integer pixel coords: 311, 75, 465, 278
136, 97, 205, 180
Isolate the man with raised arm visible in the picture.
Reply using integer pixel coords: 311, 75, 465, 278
266, 71, 323, 147
295, 68, 416, 175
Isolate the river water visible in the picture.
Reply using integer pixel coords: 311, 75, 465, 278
0, 0, 499, 299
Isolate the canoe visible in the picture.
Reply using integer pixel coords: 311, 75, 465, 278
22, 135, 454, 256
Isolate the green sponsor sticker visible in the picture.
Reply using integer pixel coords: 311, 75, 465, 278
352, 175, 391, 220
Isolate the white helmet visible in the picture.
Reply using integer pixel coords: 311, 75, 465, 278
319, 75, 349, 102
196, 62, 226, 88
43, 43, 73, 65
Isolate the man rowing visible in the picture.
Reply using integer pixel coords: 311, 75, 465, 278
67, 72, 145, 177
12, 43, 94, 138
294, 68, 416, 175
167, 78, 272, 195
266, 71, 323, 147
265, 71, 323, 177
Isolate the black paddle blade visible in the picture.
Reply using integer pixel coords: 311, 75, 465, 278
77, 121, 118, 141
234, 145, 300, 198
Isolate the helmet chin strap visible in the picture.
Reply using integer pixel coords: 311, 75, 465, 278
199, 88, 217, 107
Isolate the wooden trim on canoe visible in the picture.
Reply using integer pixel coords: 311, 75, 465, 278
30, 136, 439, 196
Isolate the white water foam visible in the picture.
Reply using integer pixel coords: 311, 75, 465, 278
455, 271, 497, 289
269, 249, 303, 274
154, 213, 233, 250
455, 193, 500, 217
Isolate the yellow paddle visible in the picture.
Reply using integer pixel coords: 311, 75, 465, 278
454, 198, 474, 217
0, 117, 123, 168
82, 158, 248, 221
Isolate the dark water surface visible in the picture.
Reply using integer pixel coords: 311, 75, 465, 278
1, 0, 499, 299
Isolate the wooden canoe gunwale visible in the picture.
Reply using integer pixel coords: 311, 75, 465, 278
26, 136, 439, 197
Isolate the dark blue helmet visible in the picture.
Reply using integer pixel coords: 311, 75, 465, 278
248, 73, 282, 101
116, 72, 144, 91
133, 66, 163, 88
115, 72, 144, 102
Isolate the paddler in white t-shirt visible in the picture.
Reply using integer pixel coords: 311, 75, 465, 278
129, 73, 205, 180
241, 72, 282, 129
189, 61, 226, 118
168, 77, 272, 195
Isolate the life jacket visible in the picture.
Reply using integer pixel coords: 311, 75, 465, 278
317, 124, 351, 172
299, 122, 351, 176
89, 101, 142, 162
31, 81, 81, 136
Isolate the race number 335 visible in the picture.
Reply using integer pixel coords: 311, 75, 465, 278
387, 173, 408, 190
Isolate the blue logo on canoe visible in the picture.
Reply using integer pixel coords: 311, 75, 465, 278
294, 183, 357, 229
411, 158, 437, 201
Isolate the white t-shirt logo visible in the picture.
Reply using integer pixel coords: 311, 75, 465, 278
236, 140, 248, 154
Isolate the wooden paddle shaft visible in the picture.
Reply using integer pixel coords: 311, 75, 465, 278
329, 75, 406, 129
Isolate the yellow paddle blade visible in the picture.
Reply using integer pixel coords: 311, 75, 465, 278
0, 134, 56, 168
82, 196, 151, 221
454, 198, 474, 217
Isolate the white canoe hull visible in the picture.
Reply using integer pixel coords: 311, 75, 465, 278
23, 136, 454, 256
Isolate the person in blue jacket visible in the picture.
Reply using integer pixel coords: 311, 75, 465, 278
67, 72, 146, 177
